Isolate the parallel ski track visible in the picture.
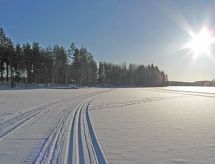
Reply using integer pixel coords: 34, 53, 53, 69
0, 99, 69, 139
0, 90, 110, 164
67, 97, 109, 164
23, 90, 110, 164
33, 109, 71, 164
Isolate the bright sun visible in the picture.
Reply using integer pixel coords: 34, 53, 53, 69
185, 27, 215, 57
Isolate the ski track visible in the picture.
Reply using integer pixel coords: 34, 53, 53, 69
67, 98, 109, 164
2, 87, 215, 164
29, 95, 109, 164
32, 110, 71, 164
0, 99, 70, 140
0, 90, 109, 164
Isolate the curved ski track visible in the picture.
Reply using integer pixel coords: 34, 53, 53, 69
0, 91, 110, 164
67, 98, 109, 164
32, 98, 109, 164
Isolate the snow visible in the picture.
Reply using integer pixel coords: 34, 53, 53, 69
90, 87, 215, 164
1, 87, 215, 163
0, 88, 109, 163
164, 86, 215, 94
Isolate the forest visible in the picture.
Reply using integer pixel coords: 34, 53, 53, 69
0, 27, 168, 87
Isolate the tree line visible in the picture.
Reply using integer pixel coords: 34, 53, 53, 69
0, 27, 168, 87
98, 62, 168, 86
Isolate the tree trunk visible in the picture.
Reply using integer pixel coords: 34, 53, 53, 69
6, 63, 9, 82
0, 68, 3, 84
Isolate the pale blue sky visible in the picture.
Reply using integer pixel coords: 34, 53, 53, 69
1, 0, 215, 81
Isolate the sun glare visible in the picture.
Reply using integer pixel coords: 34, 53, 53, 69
185, 27, 215, 57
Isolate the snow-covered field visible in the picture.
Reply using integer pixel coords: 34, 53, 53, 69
90, 87, 215, 164
0, 87, 215, 163
0, 88, 109, 164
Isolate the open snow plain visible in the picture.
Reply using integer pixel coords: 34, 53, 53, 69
0, 88, 109, 164
1, 87, 215, 163
90, 87, 215, 164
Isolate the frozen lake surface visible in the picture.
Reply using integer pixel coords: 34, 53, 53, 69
91, 87, 215, 164
0, 87, 215, 163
